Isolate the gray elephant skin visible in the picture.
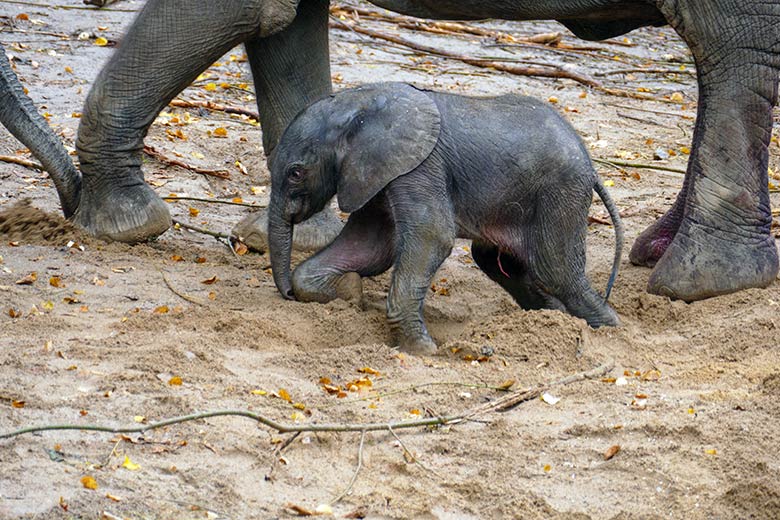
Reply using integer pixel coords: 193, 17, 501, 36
8, 0, 780, 303
266, 82, 624, 354
0, 43, 81, 218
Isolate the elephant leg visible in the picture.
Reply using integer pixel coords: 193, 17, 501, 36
233, 0, 343, 253
384, 178, 456, 355
629, 175, 689, 267
292, 195, 395, 304
522, 193, 618, 328
471, 242, 548, 311
74, 0, 300, 242
0, 43, 81, 218
637, 2, 779, 300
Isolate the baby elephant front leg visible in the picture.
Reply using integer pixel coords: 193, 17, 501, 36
292, 197, 395, 304
386, 198, 455, 355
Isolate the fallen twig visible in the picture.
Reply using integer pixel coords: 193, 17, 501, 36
0, 0, 137, 11
330, 430, 366, 505
0, 155, 43, 171
388, 424, 441, 478
0, 362, 613, 440
266, 431, 301, 481
144, 145, 231, 180
163, 195, 264, 209
172, 219, 231, 240
329, 19, 601, 89
169, 99, 259, 121
161, 271, 205, 306
604, 102, 694, 120
596, 67, 695, 77
594, 158, 686, 175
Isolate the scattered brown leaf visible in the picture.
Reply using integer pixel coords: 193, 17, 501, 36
15, 272, 37, 285
603, 445, 621, 461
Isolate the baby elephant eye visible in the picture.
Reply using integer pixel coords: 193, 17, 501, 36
287, 166, 305, 181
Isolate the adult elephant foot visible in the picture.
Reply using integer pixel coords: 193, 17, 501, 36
71, 182, 171, 243
233, 205, 344, 253
646, 218, 778, 301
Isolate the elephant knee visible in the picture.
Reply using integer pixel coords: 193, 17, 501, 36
245, 0, 299, 38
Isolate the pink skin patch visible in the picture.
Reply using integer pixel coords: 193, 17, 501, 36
497, 250, 511, 278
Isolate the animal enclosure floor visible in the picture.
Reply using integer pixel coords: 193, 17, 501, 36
1, 1, 780, 518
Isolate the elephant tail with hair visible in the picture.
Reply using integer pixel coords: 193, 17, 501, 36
593, 176, 623, 301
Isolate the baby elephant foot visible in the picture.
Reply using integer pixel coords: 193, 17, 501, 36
397, 334, 438, 355
293, 267, 363, 304
232, 206, 344, 253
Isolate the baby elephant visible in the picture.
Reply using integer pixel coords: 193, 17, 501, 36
267, 82, 623, 354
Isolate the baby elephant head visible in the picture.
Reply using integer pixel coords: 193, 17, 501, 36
267, 83, 441, 300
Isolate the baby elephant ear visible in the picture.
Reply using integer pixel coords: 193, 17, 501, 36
335, 84, 441, 213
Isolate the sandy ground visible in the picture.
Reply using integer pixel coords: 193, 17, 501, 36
1, 1, 780, 519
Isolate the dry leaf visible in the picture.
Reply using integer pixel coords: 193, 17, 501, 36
49, 276, 63, 288
705, 448, 717, 455
497, 379, 515, 391
603, 445, 621, 461
8, 308, 21, 318
168, 376, 183, 386
80, 475, 98, 490
285, 503, 315, 516
201, 276, 218, 285
213, 127, 228, 137
121, 455, 141, 471
153, 305, 169, 314
357, 367, 381, 376
171, 255, 184, 262
541, 393, 561, 405
189, 207, 200, 217
292, 402, 305, 410
15, 272, 37, 285
234, 242, 248, 256
195, 257, 207, 264
94, 37, 108, 46
12, 400, 25, 408
278, 388, 292, 402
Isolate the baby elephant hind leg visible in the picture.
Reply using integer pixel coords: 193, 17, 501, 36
471, 242, 551, 311
292, 196, 395, 304
526, 194, 619, 328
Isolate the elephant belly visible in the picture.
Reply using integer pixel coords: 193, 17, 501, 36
366, 0, 663, 26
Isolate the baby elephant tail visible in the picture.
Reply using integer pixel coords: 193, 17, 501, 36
593, 178, 624, 300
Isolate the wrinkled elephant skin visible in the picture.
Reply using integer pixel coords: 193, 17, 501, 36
266, 83, 624, 352
67, 0, 778, 301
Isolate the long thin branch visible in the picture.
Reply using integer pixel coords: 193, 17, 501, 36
143, 145, 230, 180
594, 158, 686, 175
329, 19, 601, 89
161, 271, 205, 306
168, 99, 259, 121
0, 362, 613, 440
172, 219, 231, 240
163, 196, 265, 209
0, 0, 138, 10
330, 430, 366, 505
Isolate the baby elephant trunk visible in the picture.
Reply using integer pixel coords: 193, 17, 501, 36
268, 201, 295, 300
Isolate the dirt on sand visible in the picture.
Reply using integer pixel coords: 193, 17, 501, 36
1, 1, 780, 519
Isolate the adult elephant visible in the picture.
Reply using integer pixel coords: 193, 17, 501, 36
64, 0, 778, 302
